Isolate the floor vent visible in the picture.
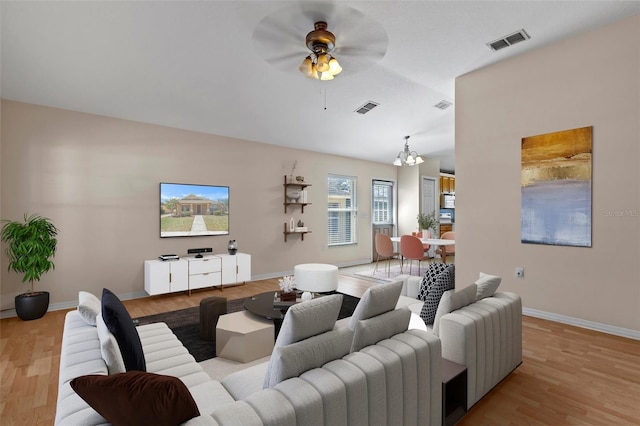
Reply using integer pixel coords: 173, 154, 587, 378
355, 101, 379, 115
487, 29, 530, 51
434, 100, 453, 110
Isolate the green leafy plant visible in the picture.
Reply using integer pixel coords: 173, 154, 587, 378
1, 213, 59, 294
417, 211, 439, 232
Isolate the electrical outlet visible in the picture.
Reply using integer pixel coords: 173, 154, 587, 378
515, 267, 524, 278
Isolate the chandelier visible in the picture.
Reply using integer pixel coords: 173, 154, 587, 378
393, 136, 424, 166
298, 21, 342, 81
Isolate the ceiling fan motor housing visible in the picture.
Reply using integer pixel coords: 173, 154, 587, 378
306, 21, 335, 53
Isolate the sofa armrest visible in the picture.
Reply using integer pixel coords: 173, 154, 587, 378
396, 274, 423, 299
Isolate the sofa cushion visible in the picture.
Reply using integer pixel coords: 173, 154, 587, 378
101, 288, 146, 372
274, 294, 343, 347
351, 308, 411, 352
475, 273, 501, 300
416, 263, 450, 301
96, 314, 126, 374
348, 280, 403, 330
71, 371, 199, 426
419, 264, 455, 324
78, 291, 101, 326
264, 327, 353, 388
433, 283, 478, 336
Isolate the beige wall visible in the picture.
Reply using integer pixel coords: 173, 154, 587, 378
397, 157, 440, 236
0, 100, 397, 309
456, 15, 639, 332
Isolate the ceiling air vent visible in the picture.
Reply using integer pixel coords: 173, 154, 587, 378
355, 101, 379, 115
434, 100, 453, 110
487, 29, 530, 51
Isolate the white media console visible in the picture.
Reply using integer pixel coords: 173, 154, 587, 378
144, 253, 251, 296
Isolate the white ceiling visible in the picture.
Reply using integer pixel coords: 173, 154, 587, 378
2, 1, 638, 173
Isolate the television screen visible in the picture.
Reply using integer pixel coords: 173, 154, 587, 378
160, 182, 229, 238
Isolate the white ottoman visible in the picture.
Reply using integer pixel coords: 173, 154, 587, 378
294, 263, 338, 293
216, 311, 274, 362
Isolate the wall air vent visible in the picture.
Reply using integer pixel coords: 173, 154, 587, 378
434, 100, 453, 110
355, 101, 379, 115
487, 29, 530, 51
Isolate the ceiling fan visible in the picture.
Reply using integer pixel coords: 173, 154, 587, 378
298, 21, 342, 80
252, 3, 388, 78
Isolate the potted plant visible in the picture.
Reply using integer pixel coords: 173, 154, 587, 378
1, 213, 59, 320
417, 211, 439, 238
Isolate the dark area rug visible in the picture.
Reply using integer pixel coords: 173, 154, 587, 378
134, 293, 360, 362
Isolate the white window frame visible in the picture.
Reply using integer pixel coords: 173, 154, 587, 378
327, 174, 358, 246
372, 180, 394, 225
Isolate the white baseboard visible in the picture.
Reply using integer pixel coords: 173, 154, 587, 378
0, 291, 149, 319
523, 307, 640, 341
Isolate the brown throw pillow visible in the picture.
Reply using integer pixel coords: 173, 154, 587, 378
71, 371, 200, 426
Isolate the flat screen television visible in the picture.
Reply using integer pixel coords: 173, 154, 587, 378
160, 182, 229, 238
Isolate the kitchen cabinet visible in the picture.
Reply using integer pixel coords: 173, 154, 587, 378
440, 175, 455, 194
440, 223, 453, 235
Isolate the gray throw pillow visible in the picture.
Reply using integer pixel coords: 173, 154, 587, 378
348, 280, 403, 330
475, 272, 501, 300
78, 291, 101, 326
432, 283, 477, 336
274, 294, 343, 348
419, 264, 455, 325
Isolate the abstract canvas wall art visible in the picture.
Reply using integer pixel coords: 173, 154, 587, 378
521, 126, 592, 247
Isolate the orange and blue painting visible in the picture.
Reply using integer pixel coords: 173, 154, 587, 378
521, 126, 592, 247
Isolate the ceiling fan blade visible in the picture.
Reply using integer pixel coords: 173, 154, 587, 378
252, 2, 389, 74
296, 2, 338, 27
264, 51, 305, 67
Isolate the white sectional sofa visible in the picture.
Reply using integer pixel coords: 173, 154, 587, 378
56, 282, 443, 425
395, 273, 522, 409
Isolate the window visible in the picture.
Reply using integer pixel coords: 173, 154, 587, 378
372, 180, 394, 224
328, 174, 358, 246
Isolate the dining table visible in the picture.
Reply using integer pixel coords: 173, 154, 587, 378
390, 236, 456, 263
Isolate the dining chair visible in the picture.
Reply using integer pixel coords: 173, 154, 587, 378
417, 230, 431, 255
374, 233, 399, 277
436, 231, 455, 263
400, 235, 431, 275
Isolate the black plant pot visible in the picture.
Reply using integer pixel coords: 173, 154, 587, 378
15, 291, 49, 321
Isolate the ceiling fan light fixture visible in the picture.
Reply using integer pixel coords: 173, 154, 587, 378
328, 57, 342, 75
319, 71, 334, 81
299, 21, 342, 80
299, 56, 314, 76
316, 53, 330, 72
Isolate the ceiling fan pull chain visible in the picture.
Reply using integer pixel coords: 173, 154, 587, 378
324, 88, 327, 111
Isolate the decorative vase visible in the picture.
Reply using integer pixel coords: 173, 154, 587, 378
227, 239, 238, 255
287, 190, 301, 203
301, 291, 313, 302
280, 291, 296, 302
15, 291, 49, 321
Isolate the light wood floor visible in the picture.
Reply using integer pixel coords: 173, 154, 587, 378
1, 273, 638, 425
